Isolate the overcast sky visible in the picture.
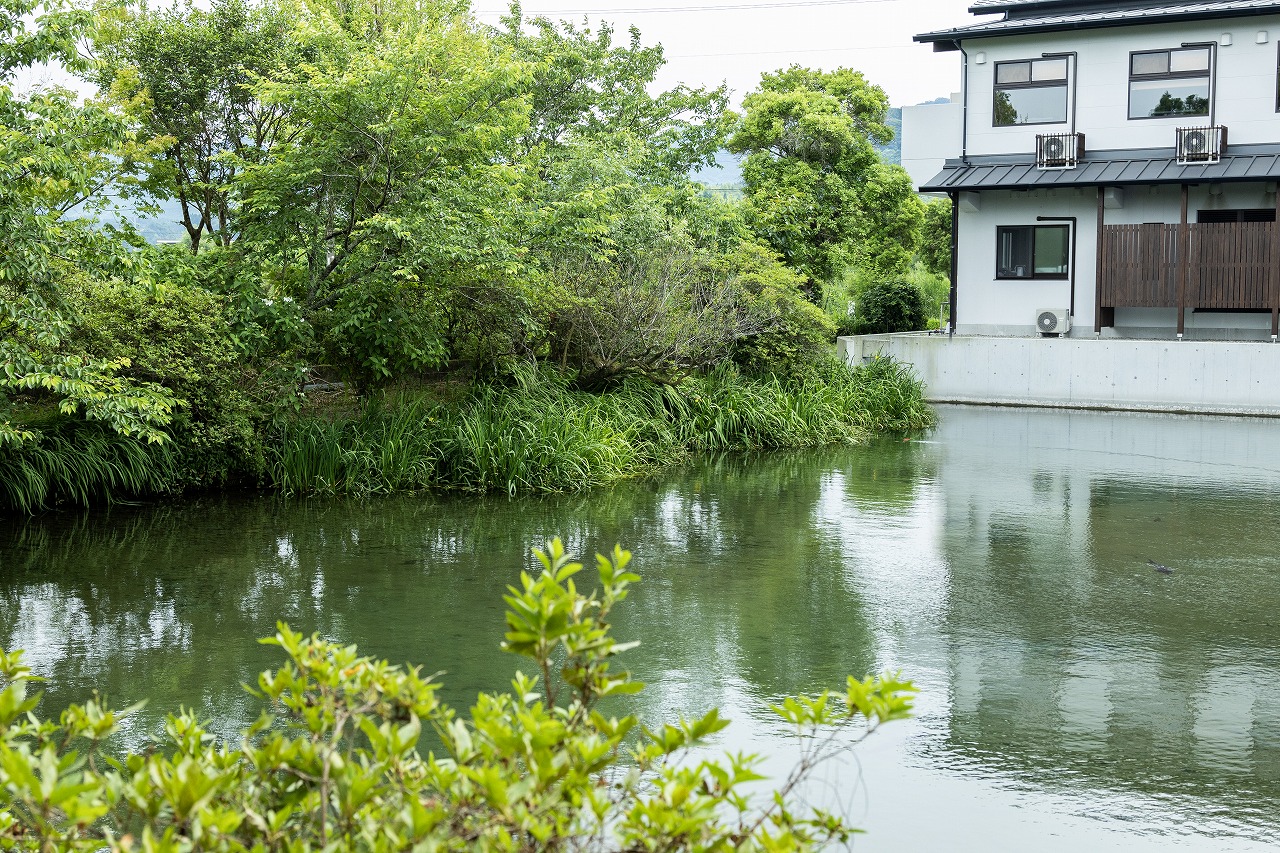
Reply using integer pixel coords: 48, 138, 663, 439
13, 0, 977, 108
473, 0, 976, 107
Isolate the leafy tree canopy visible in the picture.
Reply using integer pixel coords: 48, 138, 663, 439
89, 0, 299, 252
495, 5, 728, 181
728, 65, 920, 289
0, 0, 176, 446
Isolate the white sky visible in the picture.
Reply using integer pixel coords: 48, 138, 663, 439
12, 0, 976, 107
473, 0, 976, 107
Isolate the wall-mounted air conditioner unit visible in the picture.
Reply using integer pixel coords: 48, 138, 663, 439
1036, 133, 1084, 170
1176, 125, 1227, 165
1036, 309, 1071, 336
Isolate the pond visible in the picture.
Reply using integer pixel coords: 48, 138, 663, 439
3, 405, 1280, 851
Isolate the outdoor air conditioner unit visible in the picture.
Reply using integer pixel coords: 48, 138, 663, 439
1036, 132, 1084, 170
1036, 308, 1071, 336
1176, 125, 1227, 165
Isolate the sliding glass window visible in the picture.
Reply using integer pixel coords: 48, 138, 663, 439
993, 58, 1069, 126
1129, 47, 1210, 119
996, 225, 1070, 280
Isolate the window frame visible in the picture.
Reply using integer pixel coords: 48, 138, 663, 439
991, 57, 1070, 128
1127, 46, 1212, 121
995, 224, 1071, 281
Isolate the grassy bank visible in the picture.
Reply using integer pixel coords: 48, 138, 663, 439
0, 356, 933, 511
267, 356, 934, 497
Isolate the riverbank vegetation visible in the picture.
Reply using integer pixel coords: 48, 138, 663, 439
1, 0, 939, 513
0, 539, 916, 850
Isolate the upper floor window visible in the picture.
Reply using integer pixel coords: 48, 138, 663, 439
1129, 47, 1211, 119
993, 58, 1069, 126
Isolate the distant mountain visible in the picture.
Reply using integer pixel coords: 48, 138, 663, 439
875, 107, 904, 165
87, 196, 189, 244
693, 150, 743, 187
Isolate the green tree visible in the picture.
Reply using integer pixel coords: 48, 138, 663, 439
235, 0, 532, 385
91, 0, 298, 253
728, 65, 904, 290
495, 7, 727, 181
0, 540, 915, 850
855, 162, 923, 280
0, 0, 175, 446
919, 196, 952, 278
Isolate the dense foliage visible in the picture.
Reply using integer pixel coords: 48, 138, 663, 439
0, 540, 916, 850
920, 197, 954, 279
268, 357, 933, 498
0, 0, 942, 513
851, 278, 929, 335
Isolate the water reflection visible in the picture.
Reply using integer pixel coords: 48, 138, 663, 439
3, 406, 1280, 848
930, 407, 1280, 841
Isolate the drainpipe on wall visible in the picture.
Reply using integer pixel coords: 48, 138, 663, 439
1040, 51, 1079, 139
950, 191, 960, 337
957, 41, 970, 165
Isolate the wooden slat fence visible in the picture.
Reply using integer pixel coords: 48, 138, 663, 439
1101, 222, 1279, 311
1100, 224, 1181, 307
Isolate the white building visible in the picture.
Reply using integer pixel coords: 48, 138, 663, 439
910, 0, 1280, 341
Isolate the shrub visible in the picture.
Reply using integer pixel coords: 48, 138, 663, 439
69, 279, 271, 487
725, 241, 837, 376
852, 277, 928, 334
0, 540, 916, 851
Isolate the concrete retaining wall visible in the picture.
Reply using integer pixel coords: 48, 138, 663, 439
838, 333, 1280, 416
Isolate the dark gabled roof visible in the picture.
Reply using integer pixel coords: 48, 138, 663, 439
919, 143, 1280, 192
919, 1, 1280, 49
968, 0, 1114, 11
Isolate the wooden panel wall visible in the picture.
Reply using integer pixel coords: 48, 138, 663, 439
1101, 222, 1278, 311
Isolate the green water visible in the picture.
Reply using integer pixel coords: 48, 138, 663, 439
3, 405, 1280, 850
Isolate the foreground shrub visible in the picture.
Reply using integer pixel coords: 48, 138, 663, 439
0, 540, 915, 851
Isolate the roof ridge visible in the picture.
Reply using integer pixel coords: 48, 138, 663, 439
919, 1, 1280, 47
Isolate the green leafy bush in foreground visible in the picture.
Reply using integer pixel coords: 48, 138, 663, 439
0, 540, 915, 851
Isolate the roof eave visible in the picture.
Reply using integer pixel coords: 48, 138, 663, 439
916, 6, 1280, 49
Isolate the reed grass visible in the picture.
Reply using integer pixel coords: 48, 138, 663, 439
2, 356, 932, 511
0, 423, 177, 513
266, 355, 934, 498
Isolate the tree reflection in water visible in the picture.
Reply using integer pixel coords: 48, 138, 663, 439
5, 408, 1280, 847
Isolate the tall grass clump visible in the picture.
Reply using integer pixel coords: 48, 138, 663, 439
0, 422, 177, 513
267, 355, 933, 497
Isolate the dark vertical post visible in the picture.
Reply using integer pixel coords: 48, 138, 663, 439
1272, 188, 1280, 340
1177, 184, 1189, 338
1095, 186, 1105, 334
949, 191, 960, 337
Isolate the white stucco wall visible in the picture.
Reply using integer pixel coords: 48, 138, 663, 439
902, 101, 963, 192
954, 188, 1097, 335
839, 333, 1280, 415
954, 181, 1279, 337
960, 16, 1280, 157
